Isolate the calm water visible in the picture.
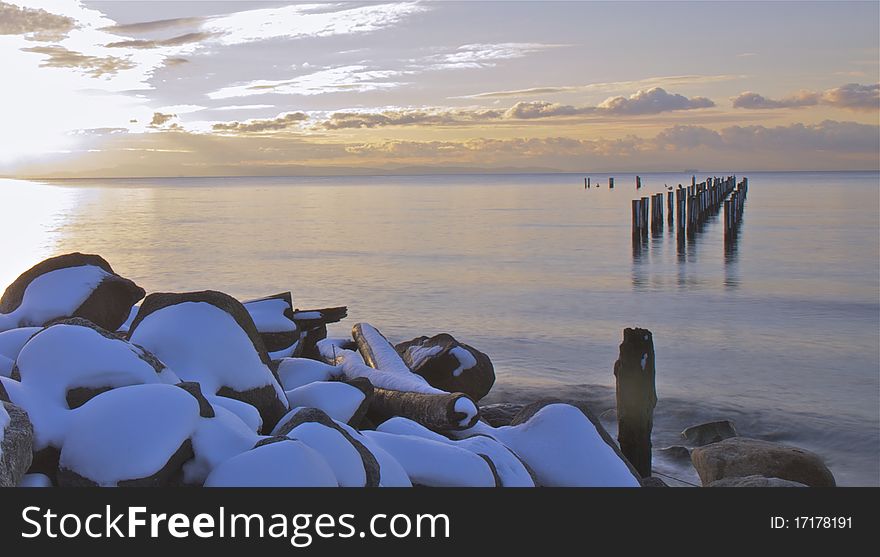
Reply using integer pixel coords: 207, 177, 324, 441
1, 171, 878, 486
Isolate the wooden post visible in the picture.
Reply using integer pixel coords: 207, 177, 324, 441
691, 175, 695, 187
609, 177, 614, 189
613, 327, 657, 478
636, 175, 641, 189
632, 199, 640, 233
587, 177, 590, 188
666, 191, 673, 225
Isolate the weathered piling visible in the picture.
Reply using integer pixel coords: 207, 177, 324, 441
614, 327, 657, 478
609, 177, 614, 189
666, 190, 674, 225
651, 193, 663, 234
636, 175, 642, 189
724, 177, 748, 244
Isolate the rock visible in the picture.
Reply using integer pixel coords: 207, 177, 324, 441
0, 253, 144, 332
658, 445, 691, 462
283, 379, 373, 427
273, 407, 380, 487
243, 293, 299, 354
682, 420, 738, 446
204, 437, 338, 487
691, 438, 836, 487
1, 401, 34, 487
57, 384, 200, 487
129, 291, 288, 432
293, 307, 348, 360
182, 405, 260, 486
479, 403, 524, 427
709, 475, 808, 488
396, 333, 495, 401
640, 476, 668, 487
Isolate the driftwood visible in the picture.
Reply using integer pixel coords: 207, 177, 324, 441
613, 327, 657, 478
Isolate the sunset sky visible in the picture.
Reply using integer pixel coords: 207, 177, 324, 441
1, 0, 878, 177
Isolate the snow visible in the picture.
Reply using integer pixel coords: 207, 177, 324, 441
317, 338, 364, 366
268, 341, 299, 361
16, 323, 179, 407
60, 384, 201, 486
243, 298, 297, 333
278, 421, 367, 487
0, 327, 41, 361
19, 474, 52, 487
284, 381, 365, 424
292, 311, 321, 320
362, 430, 496, 487
183, 405, 260, 485
454, 396, 478, 427
207, 395, 263, 433
325, 343, 443, 394
335, 420, 411, 487
276, 358, 342, 391
403, 344, 442, 369
129, 301, 287, 402
116, 305, 139, 334
0, 265, 111, 332
0, 354, 12, 378
356, 323, 412, 374
376, 417, 534, 487
2, 375, 74, 452
0, 402, 8, 459
204, 439, 338, 487
450, 346, 477, 377
452, 404, 640, 487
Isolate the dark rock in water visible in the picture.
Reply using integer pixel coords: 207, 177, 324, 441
395, 333, 495, 401
691, 437, 836, 487
1, 402, 34, 487
640, 476, 668, 487
682, 420, 738, 446
479, 403, 524, 427
274, 407, 380, 487
511, 399, 642, 482
0, 253, 145, 332
709, 475, 807, 488
658, 445, 691, 462
176, 382, 215, 418
243, 293, 299, 353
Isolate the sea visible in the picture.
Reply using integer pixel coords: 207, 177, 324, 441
1, 170, 877, 486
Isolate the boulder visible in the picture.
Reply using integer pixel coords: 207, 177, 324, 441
0, 253, 144, 332
57, 384, 200, 487
640, 476, 668, 487
691, 438, 836, 487
284, 378, 372, 427
204, 437, 338, 487
681, 420, 738, 446
129, 291, 288, 432
657, 445, 692, 463
293, 307, 347, 360
396, 333, 495, 401
243, 293, 299, 354
1, 402, 34, 487
479, 403, 524, 427
709, 475, 808, 488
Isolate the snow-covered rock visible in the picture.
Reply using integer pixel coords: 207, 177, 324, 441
452, 403, 641, 487
14, 319, 178, 409
58, 384, 201, 486
363, 430, 498, 487
272, 407, 380, 487
396, 333, 495, 401
276, 358, 342, 391
1, 401, 34, 487
243, 293, 299, 355
183, 405, 260, 486
129, 291, 288, 432
377, 417, 534, 487
333, 421, 411, 487
283, 379, 372, 426
0, 327, 41, 364
204, 438, 338, 487
0, 253, 144, 333
207, 395, 263, 433
19, 473, 52, 487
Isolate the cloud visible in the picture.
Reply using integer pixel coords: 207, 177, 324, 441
20, 45, 135, 77
105, 31, 215, 49
212, 111, 308, 133
317, 108, 503, 130
733, 83, 879, 111
149, 112, 175, 127
208, 65, 408, 99
164, 57, 189, 66
0, 1, 76, 41
503, 101, 590, 119
598, 87, 715, 115
455, 75, 744, 99
420, 43, 561, 70
211, 104, 275, 111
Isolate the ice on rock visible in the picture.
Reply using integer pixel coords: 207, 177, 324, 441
0, 266, 110, 332
363, 430, 497, 487
58, 384, 201, 486
454, 404, 641, 487
276, 358, 342, 391
204, 439, 338, 487
183, 405, 260, 486
284, 381, 366, 424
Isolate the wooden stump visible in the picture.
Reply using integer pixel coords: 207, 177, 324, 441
613, 327, 657, 478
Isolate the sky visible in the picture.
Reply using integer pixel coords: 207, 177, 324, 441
1, 0, 878, 177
